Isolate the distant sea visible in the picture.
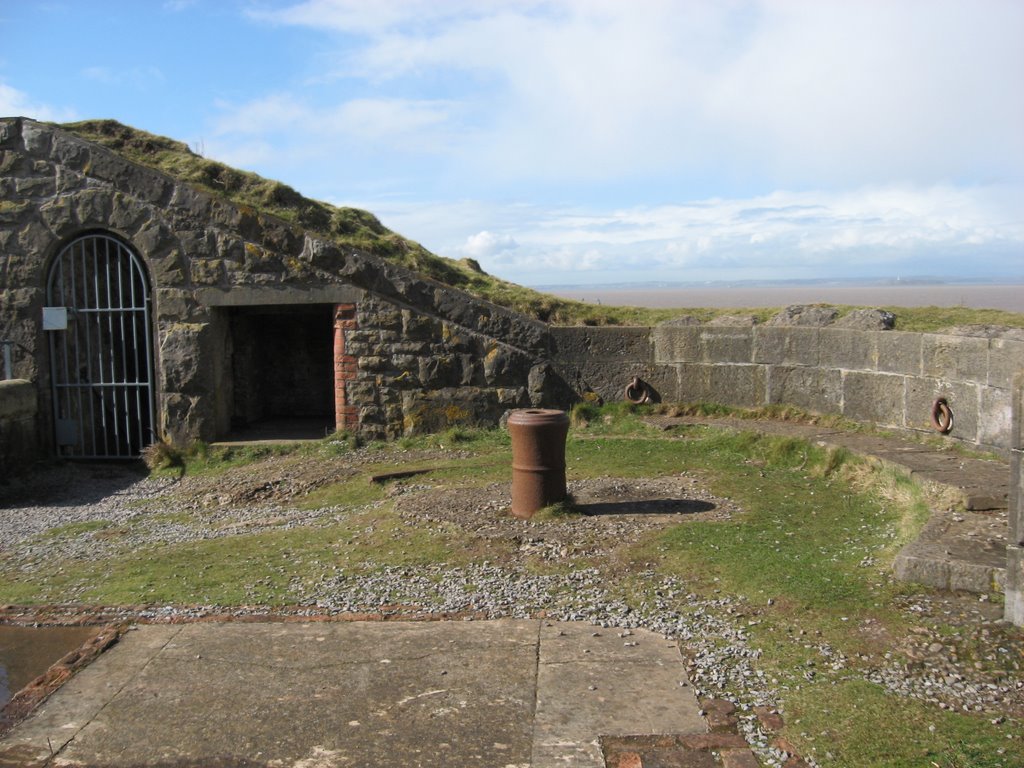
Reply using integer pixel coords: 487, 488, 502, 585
544, 283, 1024, 313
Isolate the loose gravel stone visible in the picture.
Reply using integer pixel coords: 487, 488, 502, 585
2, 459, 1021, 768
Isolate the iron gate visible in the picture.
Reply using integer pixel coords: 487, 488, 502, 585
46, 234, 155, 458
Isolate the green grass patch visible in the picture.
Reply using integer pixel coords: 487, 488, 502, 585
785, 679, 1023, 767
530, 497, 584, 522
40, 519, 113, 538
642, 431, 906, 612
3, 510, 466, 606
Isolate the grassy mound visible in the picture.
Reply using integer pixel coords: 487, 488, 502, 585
58, 120, 1024, 332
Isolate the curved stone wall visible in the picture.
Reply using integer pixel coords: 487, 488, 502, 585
550, 324, 1024, 455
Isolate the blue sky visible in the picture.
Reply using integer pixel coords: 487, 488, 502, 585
2, 0, 1022, 287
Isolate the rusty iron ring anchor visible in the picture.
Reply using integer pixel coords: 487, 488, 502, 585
931, 397, 954, 434
624, 376, 650, 405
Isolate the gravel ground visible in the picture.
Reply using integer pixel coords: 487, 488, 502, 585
2, 458, 1022, 767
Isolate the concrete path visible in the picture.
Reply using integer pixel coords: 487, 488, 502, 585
0, 620, 707, 768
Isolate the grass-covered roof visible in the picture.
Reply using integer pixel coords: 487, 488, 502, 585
58, 120, 1024, 332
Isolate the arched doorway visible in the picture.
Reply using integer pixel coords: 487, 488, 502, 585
45, 233, 155, 458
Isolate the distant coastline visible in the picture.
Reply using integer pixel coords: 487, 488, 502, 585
541, 282, 1024, 312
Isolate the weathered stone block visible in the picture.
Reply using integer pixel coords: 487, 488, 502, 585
159, 392, 204, 442
0, 118, 21, 147
842, 371, 905, 427
346, 380, 378, 404
459, 354, 479, 386
189, 259, 224, 286
0, 200, 33, 227
402, 309, 439, 342
875, 331, 921, 375
988, 338, 1024, 389
641, 364, 680, 404
419, 354, 461, 387
1006, 546, 1024, 627
360, 356, 391, 373
767, 365, 842, 413
752, 327, 820, 366
1011, 374, 1024, 548
108, 191, 153, 233
708, 364, 766, 408
159, 323, 215, 394
676, 363, 712, 403
390, 355, 421, 385
83, 147, 134, 188
14, 175, 55, 197
562, 361, 670, 405
497, 387, 528, 406
0, 380, 40, 472
50, 134, 91, 171
242, 242, 285, 274
73, 190, 114, 228
1011, 452, 1022, 546
922, 333, 989, 383
818, 329, 879, 371
133, 218, 178, 262
367, 304, 403, 332
401, 387, 502, 434
699, 327, 754, 364
441, 322, 472, 352
0, 150, 24, 175
483, 344, 517, 385
170, 183, 214, 220
550, 326, 653, 363
39, 197, 78, 237
154, 287, 198, 320
978, 387, 1012, 451
905, 378, 978, 440
21, 121, 53, 156
0, 379, 36, 419
652, 326, 701, 363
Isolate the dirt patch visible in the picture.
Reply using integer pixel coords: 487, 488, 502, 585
393, 473, 739, 563
166, 448, 471, 508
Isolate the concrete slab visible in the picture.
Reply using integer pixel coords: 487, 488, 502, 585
894, 511, 1008, 593
0, 621, 707, 768
533, 624, 704, 768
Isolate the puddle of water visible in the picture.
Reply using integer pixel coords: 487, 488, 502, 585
0, 625, 100, 710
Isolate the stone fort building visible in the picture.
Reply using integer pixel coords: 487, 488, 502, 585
2, 117, 1022, 624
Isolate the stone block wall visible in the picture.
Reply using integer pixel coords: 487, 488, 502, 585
0, 118, 565, 449
551, 324, 1024, 454
1007, 374, 1024, 626
0, 379, 40, 471
342, 294, 563, 440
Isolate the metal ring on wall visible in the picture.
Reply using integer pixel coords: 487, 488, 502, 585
624, 376, 650, 405
931, 397, 953, 434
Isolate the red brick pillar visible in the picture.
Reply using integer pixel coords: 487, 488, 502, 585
334, 304, 359, 433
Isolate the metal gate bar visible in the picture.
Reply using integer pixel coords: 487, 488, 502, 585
47, 234, 155, 459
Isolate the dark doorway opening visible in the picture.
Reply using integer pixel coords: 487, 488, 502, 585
228, 304, 334, 441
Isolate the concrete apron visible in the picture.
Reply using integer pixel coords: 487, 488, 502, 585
0, 620, 705, 767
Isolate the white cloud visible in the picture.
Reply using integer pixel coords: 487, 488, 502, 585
363, 183, 1024, 284
221, 1, 1023, 285
461, 230, 519, 258
255, 0, 1024, 188
0, 81, 76, 122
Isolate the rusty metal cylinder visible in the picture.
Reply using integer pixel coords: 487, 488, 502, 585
508, 408, 570, 519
